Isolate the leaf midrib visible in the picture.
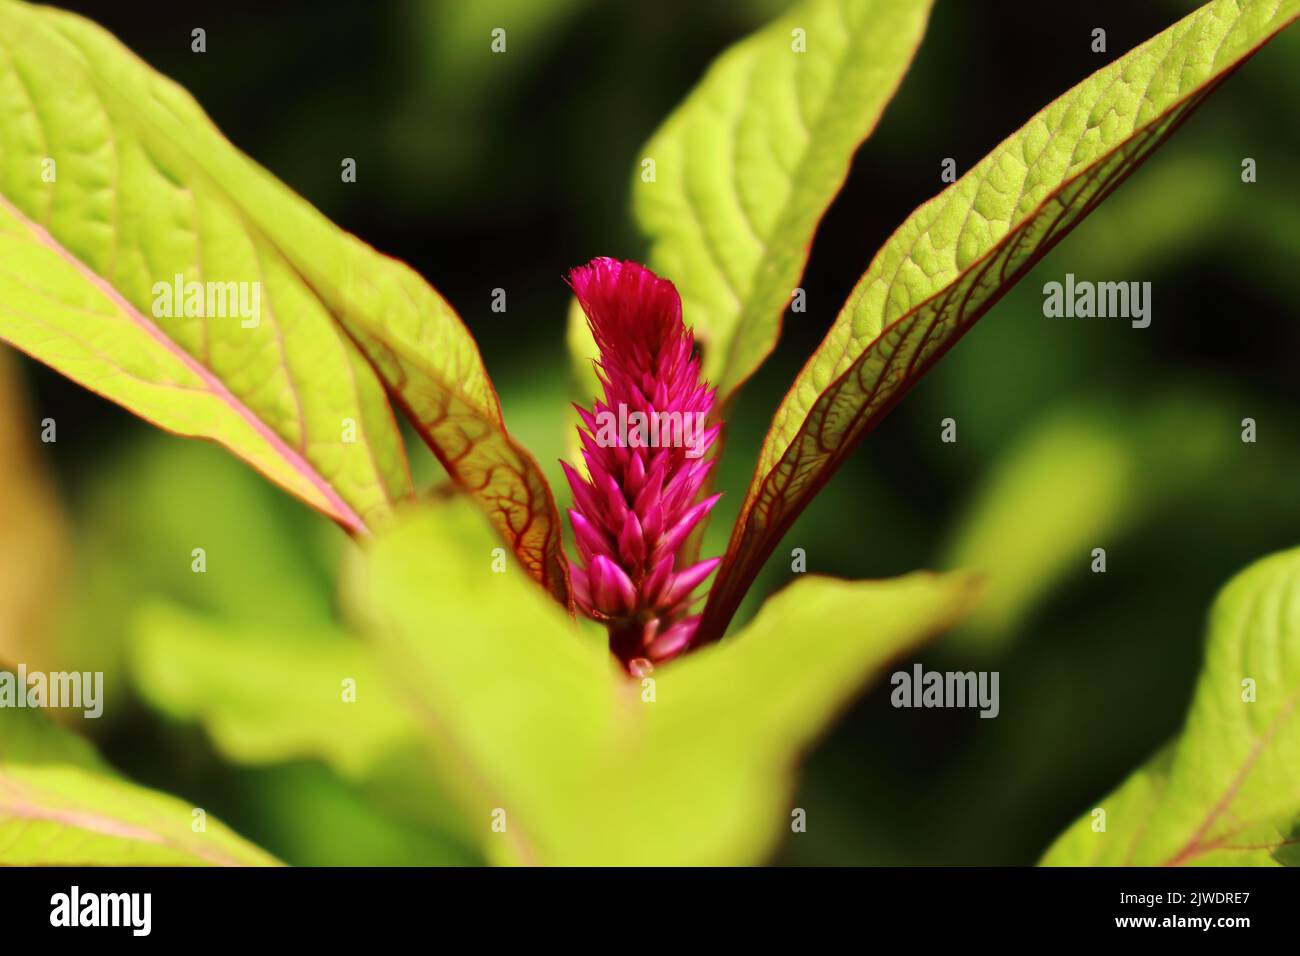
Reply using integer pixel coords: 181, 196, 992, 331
767, 2, 1276, 471
710, 0, 931, 398
706, 5, 1298, 644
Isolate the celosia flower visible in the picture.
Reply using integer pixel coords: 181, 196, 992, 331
564, 258, 721, 670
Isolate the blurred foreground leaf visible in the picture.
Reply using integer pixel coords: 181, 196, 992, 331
128, 601, 474, 845
351, 499, 977, 865
51, 436, 340, 702
130, 606, 411, 780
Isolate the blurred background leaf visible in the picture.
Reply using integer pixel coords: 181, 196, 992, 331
0, 348, 67, 671
943, 390, 1300, 652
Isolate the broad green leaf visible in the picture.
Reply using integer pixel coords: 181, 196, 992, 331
351, 498, 977, 865
39, 433, 469, 849
0, 2, 408, 533
626, 567, 978, 865
350, 502, 612, 866
130, 604, 414, 780
630, 0, 934, 404
1041, 546, 1300, 866
0, 708, 278, 865
701, 0, 1300, 642
127, 601, 473, 841
0, 2, 570, 602
25, 435, 352, 725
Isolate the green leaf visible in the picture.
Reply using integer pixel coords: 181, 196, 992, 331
627, 566, 978, 865
0, 709, 278, 865
701, 0, 1300, 641
351, 498, 977, 865
1041, 546, 1300, 866
127, 601, 473, 841
0, 2, 409, 532
349, 501, 610, 866
631, 0, 935, 404
0, 2, 570, 602
130, 604, 413, 780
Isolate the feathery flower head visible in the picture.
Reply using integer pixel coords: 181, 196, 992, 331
564, 258, 721, 670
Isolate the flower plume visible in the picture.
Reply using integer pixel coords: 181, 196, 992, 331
564, 258, 721, 669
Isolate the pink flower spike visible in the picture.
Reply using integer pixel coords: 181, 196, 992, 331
656, 493, 723, 559
589, 554, 637, 616
644, 616, 702, 664
660, 557, 722, 609
568, 509, 609, 563
563, 258, 722, 671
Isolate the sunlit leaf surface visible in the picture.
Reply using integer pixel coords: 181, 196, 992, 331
701, 0, 1300, 642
